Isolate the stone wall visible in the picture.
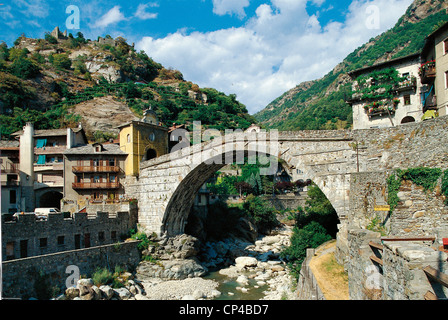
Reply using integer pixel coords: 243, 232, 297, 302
346, 228, 448, 300
296, 248, 326, 300
344, 169, 448, 248
263, 194, 309, 211
1, 241, 141, 299
2, 209, 137, 260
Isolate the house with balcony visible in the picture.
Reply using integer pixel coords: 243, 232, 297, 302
1, 140, 21, 214
347, 53, 424, 129
11, 123, 88, 211
420, 21, 448, 118
62, 142, 128, 214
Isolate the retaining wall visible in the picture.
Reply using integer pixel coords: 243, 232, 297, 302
1, 240, 141, 299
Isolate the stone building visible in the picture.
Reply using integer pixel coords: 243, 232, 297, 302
0, 140, 20, 214
11, 123, 87, 211
2, 209, 137, 260
420, 21, 448, 118
348, 53, 424, 129
62, 142, 128, 213
118, 109, 169, 177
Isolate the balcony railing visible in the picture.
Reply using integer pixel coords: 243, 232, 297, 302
419, 61, 436, 84
1, 164, 19, 174
72, 182, 120, 189
34, 146, 67, 155
397, 76, 417, 92
424, 94, 437, 112
72, 166, 121, 173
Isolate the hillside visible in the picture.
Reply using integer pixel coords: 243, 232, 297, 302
254, 0, 448, 130
0, 30, 255, 141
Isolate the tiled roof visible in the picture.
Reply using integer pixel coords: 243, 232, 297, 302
0, 140, 20, 148
64, 143, 127, 156
11, 127, 85, 137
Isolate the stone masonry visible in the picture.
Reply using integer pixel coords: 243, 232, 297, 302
137, 116, 448, 258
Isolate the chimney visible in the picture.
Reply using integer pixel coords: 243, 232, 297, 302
19, 122, 35, 212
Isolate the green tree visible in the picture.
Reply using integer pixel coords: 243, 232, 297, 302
8, 57, 39, 79
281, 222, 332, 278
51, 53, 71, 70
243, 194, 279, 234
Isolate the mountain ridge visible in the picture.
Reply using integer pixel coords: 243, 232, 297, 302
254, 0, 448, 130
0, 31, 255, 141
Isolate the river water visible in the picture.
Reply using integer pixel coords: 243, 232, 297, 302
204, 270, 269, 300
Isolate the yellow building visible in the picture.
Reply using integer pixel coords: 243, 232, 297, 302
118, 109, 169, 177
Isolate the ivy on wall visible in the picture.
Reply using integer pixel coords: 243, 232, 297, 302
387, 168, 444, 214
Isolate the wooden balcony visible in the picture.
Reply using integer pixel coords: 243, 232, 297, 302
1, 164, 19, 174
420, 63, 436, 84
72, 166, 121, 173
72, 181, 120, 190
396, 77, 417, 92
34, 146, 67, 155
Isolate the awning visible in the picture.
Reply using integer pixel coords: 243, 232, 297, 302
37, 155, 46, 165
422, 110, 438, 120
36, 139, 47, 148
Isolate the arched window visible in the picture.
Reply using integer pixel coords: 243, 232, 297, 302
144, 149, 157, 161
127, 134, 131, 143
401, 116, 415, 124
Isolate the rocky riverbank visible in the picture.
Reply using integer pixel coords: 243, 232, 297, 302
61, 226, 298, 300
134, 225, 298, 300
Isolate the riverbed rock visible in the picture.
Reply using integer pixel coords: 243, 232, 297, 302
235, 257, 258, 269
236, 275, 249, 285
99, 285, 114, 300
136, 258, 207, 281
65, 287, 80, 299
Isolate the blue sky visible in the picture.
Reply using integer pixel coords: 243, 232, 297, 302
0, 0, 414, 114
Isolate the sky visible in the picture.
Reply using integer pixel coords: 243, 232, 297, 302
0, 0, 414, 115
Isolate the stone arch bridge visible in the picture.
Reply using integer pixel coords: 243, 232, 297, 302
135, 116, 448, 239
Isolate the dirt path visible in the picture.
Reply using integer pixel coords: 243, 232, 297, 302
309, 240, 349, 300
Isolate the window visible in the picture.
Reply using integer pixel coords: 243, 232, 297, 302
20, 240, 28, 258
6, 242, 15, 260
108, 158, 115, 167
98, 231, 105, 242
93, 175, 100, 183
442, 70, 448, 88
110, 175, 116, 182
111, 231, 117, 241
57, 236, 65, 245
75, 234, 81, 249
127, 134, 131, 143
9, 190, 16, 204
445, 39, 448, 55
404, 95, 411, 105
39, 238, 48, 248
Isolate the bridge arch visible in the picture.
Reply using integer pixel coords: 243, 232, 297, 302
138, 131, 355, 237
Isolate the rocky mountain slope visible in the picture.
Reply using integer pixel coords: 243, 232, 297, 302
0, 31, 255, 141
254, 0, 448, 130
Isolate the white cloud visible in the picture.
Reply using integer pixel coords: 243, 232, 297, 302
93, 6, 127, 28
136, 0, 414, 115
15, 0, 49, 18
212, 0, 250, 18
135, 3, 159, 20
